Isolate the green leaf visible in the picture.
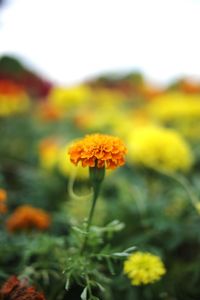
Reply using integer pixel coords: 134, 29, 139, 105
81, 287, 88, 300
106, 257, 115, 275
112, 252, 129, 257
72, 226, 87, 235
65, 275, 71, 291
124, 246, 137, 253
96, 282, 105, 292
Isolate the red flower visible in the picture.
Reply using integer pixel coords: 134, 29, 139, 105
0, 276, 46, 300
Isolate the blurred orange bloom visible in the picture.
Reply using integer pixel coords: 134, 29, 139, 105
0, 188, 7, 214
180, 79, 200, 94
0, 188, 7, 202
38, 102, 63, 121
6, 205, 51, 232
69, 133, 127, 169
0, 80, 25, 95
0, 275, 46, 300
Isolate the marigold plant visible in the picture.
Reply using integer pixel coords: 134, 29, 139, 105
6, 205, 51, 232
124, 251, 166, 286
68, 133, 127, 169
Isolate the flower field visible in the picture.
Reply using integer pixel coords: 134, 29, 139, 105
1, 58, 200, 300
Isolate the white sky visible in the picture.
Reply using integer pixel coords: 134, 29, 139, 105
1, 0, 200, 86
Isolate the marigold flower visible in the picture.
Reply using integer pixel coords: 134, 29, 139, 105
127, 126, 193, 172
48, 85, 91, 110
58, 144, 89, 179
6, 205, 51, 232
148, 92, 200, 121
0, 189, 7, 202
124, 251, 166, 286
0, 188, 7, 214
38, 138, 60, 170
68, 134, 127, 170
0, 275, 46, 300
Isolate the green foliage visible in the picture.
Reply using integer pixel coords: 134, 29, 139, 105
1, 108, 200, 299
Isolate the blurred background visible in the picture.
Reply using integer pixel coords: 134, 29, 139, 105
1, 0, 200, 86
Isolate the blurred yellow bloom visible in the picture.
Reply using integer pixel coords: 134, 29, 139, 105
124, 251, 166, 286
148, 92, 200, 121
48, 85, 91, 110
127, 126, 193, 172
74, 106, 126, 132
90, 88, 125, 106
0, 80, 30, 117
38, 138, 60, 170
113, 109, 155, 140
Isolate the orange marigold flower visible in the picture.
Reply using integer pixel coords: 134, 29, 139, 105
68, 133, 127, 169
6, 205, 51, 232
0, 188, 7, 202
0, 275, 46, 300
0, 188, 7, 214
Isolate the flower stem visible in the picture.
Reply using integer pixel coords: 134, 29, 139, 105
80, 166, 105, 254
152, 167, 199, 209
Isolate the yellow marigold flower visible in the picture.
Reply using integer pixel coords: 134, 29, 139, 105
127, 126, 193, 172
148, 92, 200, 121
6, 205, 51, 232
0, 188, 7, 214
113, 110, 155, 141
38, 138, 60, 170
48, 85, 91, 110
68, 134, 127, 170
124, 251, 166, 286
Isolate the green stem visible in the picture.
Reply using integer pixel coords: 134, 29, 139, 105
152, 167, 199, 209
80, 166, 105, 254
137, 285, 144, 299
86, 184, 100, 233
